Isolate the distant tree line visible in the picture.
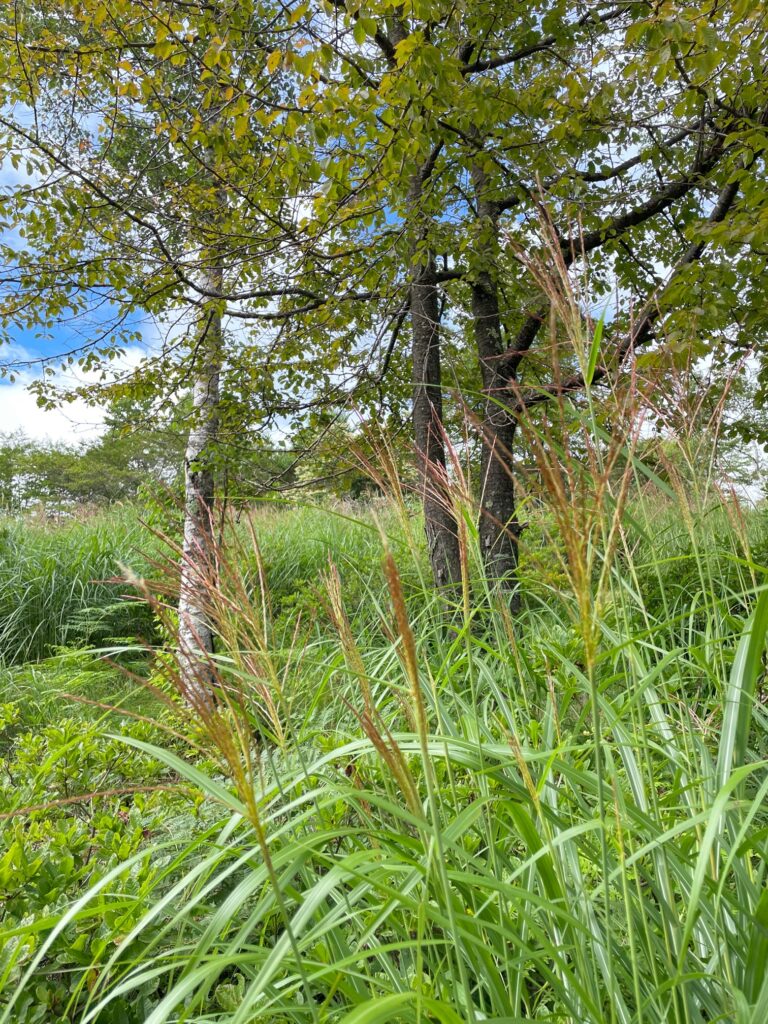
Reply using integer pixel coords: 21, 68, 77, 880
0, 400, 182, 513
0, 399, 380, 514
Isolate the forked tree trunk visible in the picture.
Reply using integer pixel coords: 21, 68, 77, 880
178, 261, 223, 695
471, 164, 521, 611
411, 254, 463, 594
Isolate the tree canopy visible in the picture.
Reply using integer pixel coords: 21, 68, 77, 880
1, 0, 766, 602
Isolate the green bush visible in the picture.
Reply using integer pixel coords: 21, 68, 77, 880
0, 653, 213, 1024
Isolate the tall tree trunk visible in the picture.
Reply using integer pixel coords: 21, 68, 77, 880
388, 14, 462, 596
471, 163, 521, 610
178, 260, 223, 696
411, 251, 463, 594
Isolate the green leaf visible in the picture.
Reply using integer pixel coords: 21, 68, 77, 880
337, 993, 466, 1024
744, 887, 768, 1003
585, 309, 606, 386
717, 589, 768, 788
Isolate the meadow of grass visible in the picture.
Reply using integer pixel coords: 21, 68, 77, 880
0, 508, 159, 666
1, 465, 768, 1023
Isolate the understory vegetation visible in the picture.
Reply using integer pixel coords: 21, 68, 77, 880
2, 456, 768, 1024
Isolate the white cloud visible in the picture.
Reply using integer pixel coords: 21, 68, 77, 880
0, 344, 151, 445
1, 375, 106, 443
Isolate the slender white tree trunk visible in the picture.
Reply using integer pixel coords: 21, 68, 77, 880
177, 261, 223, 699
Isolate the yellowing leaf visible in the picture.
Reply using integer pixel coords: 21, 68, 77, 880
153, 40, 174, 59
298, 84, 316, 107
289, 2, 309, 25
293, 51, 315, 76
394, 34, 420, 66
266, 50, 282, 73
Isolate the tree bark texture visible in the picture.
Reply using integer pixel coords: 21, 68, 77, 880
178, 261, 223, 697
410, 252, 463, 594
471, 163, 521, 610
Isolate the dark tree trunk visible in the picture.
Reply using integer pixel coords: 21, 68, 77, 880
386, 16, 462, 596
411, 253, 463, 594
471, 166, 521, 610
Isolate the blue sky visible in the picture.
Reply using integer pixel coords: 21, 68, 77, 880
1, 141, 156, 442
0, 130, 147, 443
1, 306, 156, 443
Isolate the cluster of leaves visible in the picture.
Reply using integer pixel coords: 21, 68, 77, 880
0, 417, 297, 520
0, 0, 765, 434
0, 432, 179, 515
0, 653, 211, 1024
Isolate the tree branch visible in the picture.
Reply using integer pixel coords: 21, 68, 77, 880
514, 174, 741, 413
461, 6, 627, 74
569, 135, 727, 258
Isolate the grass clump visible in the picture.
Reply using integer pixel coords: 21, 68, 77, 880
0, 510, 157, 666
